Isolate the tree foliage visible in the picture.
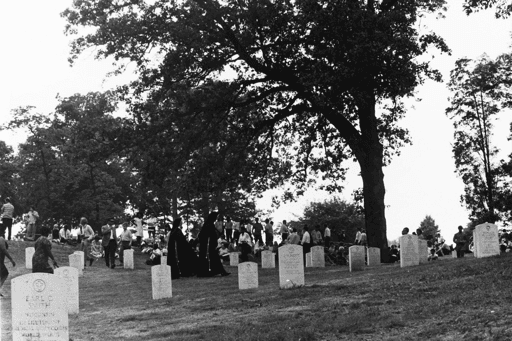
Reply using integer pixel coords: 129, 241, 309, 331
62, 0, 450, 252
446, 54, 512, 225
463, 0, 512, 18
418, 215, 440, 242
298, 197, 365, 243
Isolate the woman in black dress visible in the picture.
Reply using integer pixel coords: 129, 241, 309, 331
197, 212, 230, 277
32, 226, 58, 273
167, 217, 198, 279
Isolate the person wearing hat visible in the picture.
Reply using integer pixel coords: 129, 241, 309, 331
453, 225, 467, 258
101, 218, 118, 269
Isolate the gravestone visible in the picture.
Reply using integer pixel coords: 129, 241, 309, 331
151, 265, 172, 300
278, 245, 305, 289
229, 252, 239, 266
473, 222, 499, 258
54, 267, 79, 314
473, 230, 478, 257
25, 247, 35, 269
73, 251, 85, 270
238, 262, 258, 290
305, 252, 312, 267
366, 247, 381, 266
349, 246, 365, 272
418, 239, 429, 264
124, 249, 134, 269
161, 256, 167, 266
261, 250, 275, 268
311, 246, 325, 267
399, 235, 420, 268
69, 253, 83, 277
12, 273, 69, 340
452, 250, 457, 258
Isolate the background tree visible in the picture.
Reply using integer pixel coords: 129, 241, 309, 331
62, 0, 450, 256
463, 0, 512, 17
446, 55, 512, 225
298, 197, 365, 243
0, 141, 19, 215
418, 215, 440, 242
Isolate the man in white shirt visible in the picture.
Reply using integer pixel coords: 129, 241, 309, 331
133, 213, 144, 248
25, 207, 39, 241
301, 225, 311, 264
324, 224, 331, 247
354, 228, 362, 245
101, 218, 118, 269
280, 220, 289, 242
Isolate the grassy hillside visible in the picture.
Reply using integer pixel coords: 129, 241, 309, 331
1, 241, 511, 341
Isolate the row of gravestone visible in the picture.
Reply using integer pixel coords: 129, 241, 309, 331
228, 246, 326, 268
14, 224, 500, 340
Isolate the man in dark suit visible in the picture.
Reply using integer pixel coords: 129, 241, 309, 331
102, 218, 118, 269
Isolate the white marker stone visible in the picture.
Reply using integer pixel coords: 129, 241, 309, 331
229, 252, 239, 266
69, 253, 83, 277
124, 249, 134, 269
261, 250, 275, 268
73, 251, 85, 270
311, 246, 325, 267
305, 252, 312, 267
366, 247, 381, 266
54, 267, 79, 315
349, 246, 365, 272
473, 222, 499, 258
25, 247, 35, 270
12, 273, 69, 340
161, 256, 167, 265
238, 262, 258, 290
152, 264, 172, 300
400, 235, 420, 268
278, 245, 305, 289
452, 250, 457, 258
418, 239, 429, 264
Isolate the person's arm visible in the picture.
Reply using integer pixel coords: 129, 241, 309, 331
301, 233, 307, 245
44, 240, 58, 267
0, 240, 15, 266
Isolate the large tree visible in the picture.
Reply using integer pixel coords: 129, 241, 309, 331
446, 55, 512, 225
62, 0, 449, 255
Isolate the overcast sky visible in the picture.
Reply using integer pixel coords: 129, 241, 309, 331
1, 0, 511, 241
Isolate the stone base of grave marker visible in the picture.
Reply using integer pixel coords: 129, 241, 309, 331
229, 252, 239, 266
238, 262, 258, 290
305, 252, 312, 267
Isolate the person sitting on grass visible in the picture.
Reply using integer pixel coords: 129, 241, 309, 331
389, 245, 399, 263
146, 244, 162, 265
218, 242, 230, 262
91, 235, 103, 260
59, 225, 72, 245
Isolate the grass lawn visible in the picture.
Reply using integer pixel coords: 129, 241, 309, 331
2, 241, 512, 341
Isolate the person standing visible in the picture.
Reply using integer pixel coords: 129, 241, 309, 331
79, 217, 95, 267
360, 229, 368, 247
301, 225, 311, 264
264, 219, 273, 247
101, 218, 118, 269
287, 228, 300, 245
32, 226, 58, 274
25, 207, 39, 241
0, 235, 15, 297
167, 217, 198, 279
324, 224, 331, 248
252, 218, 263, 245
280, 220, 289, 242
238, 226, 253, 262
197, 212, 230, 277
133, 213, 144, 248
225, 216, 233, 243
119, 222, 132, 265
232, 220, 241, 245
1, 198, 14, 240
215, 216, 224, 238
453, 226, 467, 258
354, 227, 362, 245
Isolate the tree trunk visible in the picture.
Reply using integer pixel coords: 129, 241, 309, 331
358, 143, 388, 260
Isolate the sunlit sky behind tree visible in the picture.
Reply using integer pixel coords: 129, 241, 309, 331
0, 0, 511, 241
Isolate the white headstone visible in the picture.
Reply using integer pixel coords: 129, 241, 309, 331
418, 239, 429, 264
474, 222, 499, 258
366, 247, 381, 266
161, 256, 167, 266
261, 250, 275, 268
73, 251, 85, 270
349, 246, 365, 272
123, 249, 134, 269
399, 235, 420, 268
25, 247, 35, 269
238, 262, 258, 290
151, 265, 172, 300
278, 245, 305, 289
69, 254, 83, 277
229, 252, 239, 266
311, 246, 325, 267
305, 252, 312, 267
54, 267, 79, 315
452, 250, 457, 258
12, 273, 69, 340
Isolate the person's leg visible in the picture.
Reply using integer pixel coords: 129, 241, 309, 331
0, 263, 9, 293
6, 219, 12, 240
104, 243, 111, 267
137, 236, 142, 248
109, 241, 117, 268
